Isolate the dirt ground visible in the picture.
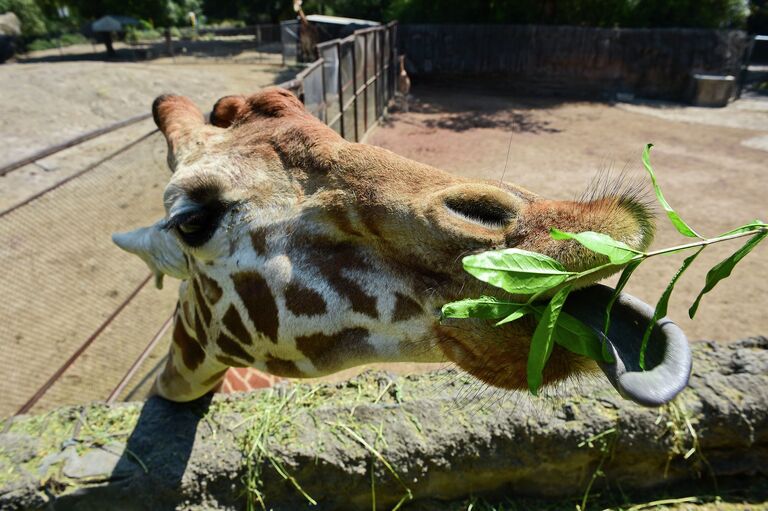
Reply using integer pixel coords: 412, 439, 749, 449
0, 58, 292, 416
0, 58, 292, 168
368, 86, 768, 344
0, 58, 766, 417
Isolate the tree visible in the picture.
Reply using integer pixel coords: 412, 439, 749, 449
0, 0, 47, 36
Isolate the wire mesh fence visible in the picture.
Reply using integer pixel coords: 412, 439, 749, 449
0, 21, 398, 418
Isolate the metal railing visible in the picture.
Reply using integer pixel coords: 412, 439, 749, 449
281, 21, 398, 142
2, 21, 398, 417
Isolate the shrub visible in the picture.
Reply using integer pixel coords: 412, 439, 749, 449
26, 33, 87, 51
0, 0, 47, 36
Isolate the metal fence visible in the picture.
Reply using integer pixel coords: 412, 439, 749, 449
282, 21, 398, 142
0, 21, 398, 418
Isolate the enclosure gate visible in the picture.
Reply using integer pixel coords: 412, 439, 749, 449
283, 21, 398, 142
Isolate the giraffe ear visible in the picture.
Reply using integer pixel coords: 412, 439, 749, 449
210, 88, 307, 128
112, 220, 190, 289
210, 95, 248, 128
152, 94, 207, 171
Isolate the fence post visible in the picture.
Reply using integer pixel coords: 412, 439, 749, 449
337, 42, 345, 139
362, 32, 368, 133
351, 36, 359, 142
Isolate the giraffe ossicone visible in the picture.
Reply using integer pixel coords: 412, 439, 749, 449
113, 88, 691, 407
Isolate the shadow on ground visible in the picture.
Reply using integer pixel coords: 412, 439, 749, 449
384, 85, 565, 134
54, 395, 214, 510
17, 39, 281, 64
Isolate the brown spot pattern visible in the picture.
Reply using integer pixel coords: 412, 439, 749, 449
194, 312, 208, 346
172, 319, 205, 371
193, 279, 212, 326
327, 205, 363, 237
222, 305, 251, 346
265, 356, 304, 377
284, 282, 327, 317
198, 273, 223, 304
216, 332, 255, 364
250, 227, 269, 255
295, 327, 373, 370
232, 271, 280, 343
181, 300, 193, 328
309, 239, 378, 319
392, 293, 423, 322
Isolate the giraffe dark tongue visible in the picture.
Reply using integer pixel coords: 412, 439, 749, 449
563, 284, 692, 407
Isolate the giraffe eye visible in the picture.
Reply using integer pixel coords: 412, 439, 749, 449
166, 205, 225, 247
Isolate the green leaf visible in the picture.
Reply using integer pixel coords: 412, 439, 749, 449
441, 296, 525, 320
462, 248, 575, 295
550, 229, 640, 264
642, 144, 702, 239
689, 230, 768, 319
639, 247, 704, 369
527, 285, 571, 395
603, 259, 644, 335
716, 220, 767, 238
552, 310, 612, 363
495, 308, 532, 326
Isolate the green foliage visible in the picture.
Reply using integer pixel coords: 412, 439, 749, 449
749, 0, 768, 33
689, 229, 768, 319
642, 144, 702, 239
26, 32, 88, 51
527, 285, 571, 395
380, 0, 748, 28
461, 248, 576, 295
201, 0, 288, 24
125, 26, 161, 43
441, 296, 526, 321
638, 247, 703, 369
443, 144, 767, 394
0, 0, 47, 36
551, 229, 639, 265
166, 0, 205, 27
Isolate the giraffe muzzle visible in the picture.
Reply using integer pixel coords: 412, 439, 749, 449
563, 284, 692, 407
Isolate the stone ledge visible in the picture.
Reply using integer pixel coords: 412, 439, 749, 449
1, 338, 766, 510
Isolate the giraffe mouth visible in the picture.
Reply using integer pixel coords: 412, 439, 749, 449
563, 284, 692, 407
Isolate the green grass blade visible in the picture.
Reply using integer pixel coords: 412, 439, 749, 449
550, 229, 640, 264
639, 247, 704, 369
642, 144, 702, 239
527, 285, 571, 395
689, 230, 768, 319
462, 248, 575, 295
441, 296, 526, 320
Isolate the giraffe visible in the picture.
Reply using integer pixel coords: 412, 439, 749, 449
113, 87, 691, 406
293, 0, 319, 62
396, 55, 411, 112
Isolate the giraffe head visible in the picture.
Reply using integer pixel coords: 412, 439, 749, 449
114, 88, 690, 406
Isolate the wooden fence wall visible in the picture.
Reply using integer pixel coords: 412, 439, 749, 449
398, 24, 749, 100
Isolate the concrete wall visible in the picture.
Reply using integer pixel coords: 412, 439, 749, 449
398, 24, 749, 100
1, 338, 766, 510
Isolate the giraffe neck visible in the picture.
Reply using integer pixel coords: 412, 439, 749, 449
166, 220, 444, 399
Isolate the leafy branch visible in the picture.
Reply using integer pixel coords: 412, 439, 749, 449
442, 144, 767, 395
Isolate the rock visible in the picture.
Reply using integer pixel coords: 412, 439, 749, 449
0, 12, 20, 63
62, 443, 127, 480
0, 338, 766, 510
0, 13, 21, 37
